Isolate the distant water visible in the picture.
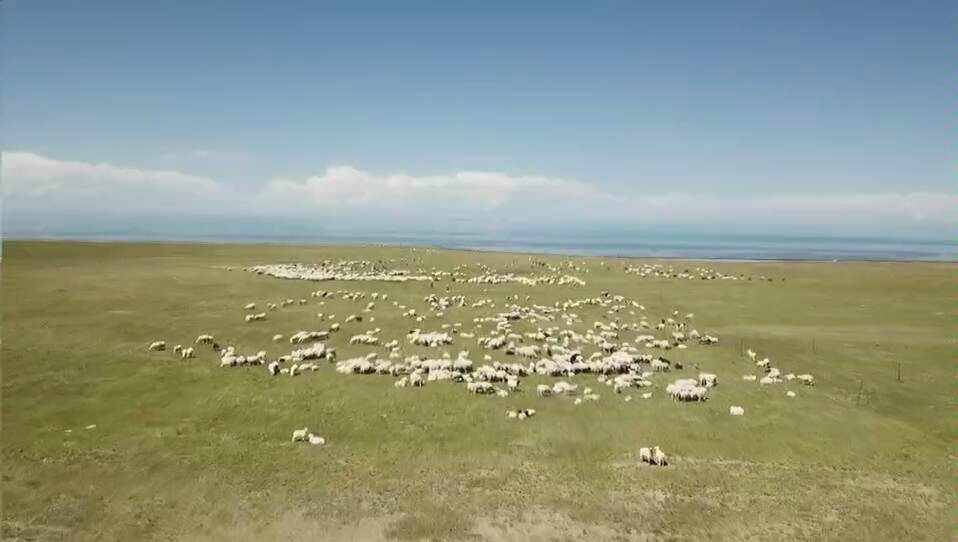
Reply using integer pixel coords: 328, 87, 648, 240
6, 218, 954, 262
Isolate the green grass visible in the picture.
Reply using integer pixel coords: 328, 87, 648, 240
2, 240, 952, 542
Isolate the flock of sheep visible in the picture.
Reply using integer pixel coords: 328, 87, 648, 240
625, 263, 779, 282
147, 255, 814, 466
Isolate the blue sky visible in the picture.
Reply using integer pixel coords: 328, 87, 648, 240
2, 0, 952, 237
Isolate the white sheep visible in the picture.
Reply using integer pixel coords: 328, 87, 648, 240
244, 303, 256, 310
272, 334, 284, 342
148, 341, 166, 351
729, 405, 745, 416
651, 446, 668, 466
639, 447, 652, 463
307, 433, 326, 445
291, 428, 309, 442
181, 347, 195, 359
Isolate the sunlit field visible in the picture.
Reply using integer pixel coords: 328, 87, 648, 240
2, 241, 951, 542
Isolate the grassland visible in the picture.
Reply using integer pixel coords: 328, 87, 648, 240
2, 240, 953, 542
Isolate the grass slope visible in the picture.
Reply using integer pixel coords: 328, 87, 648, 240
2, 241, 952, 542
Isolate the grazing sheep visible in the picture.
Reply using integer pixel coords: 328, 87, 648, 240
272, 334, 284, 342
244, 303, 256, 310
536, 384, 553, 397
729, 405, 745, 416
651, 446, 668, 466
181, 347, 195, 359
786, 390, 797, 397
148, 341, 166, 351
639, 447, 652, 463
267, 361, 280, 376
698, 372, 718, 388
173, 344, 183, 354
291, 428, 309, 442
195, 334, 215, 344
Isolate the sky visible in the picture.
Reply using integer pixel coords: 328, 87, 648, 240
1, 0, 953, 238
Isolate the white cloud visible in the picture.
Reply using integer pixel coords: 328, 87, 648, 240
2, 151, 952, 231
2, 151, 233, 216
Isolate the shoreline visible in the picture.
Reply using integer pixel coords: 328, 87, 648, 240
5, 236, 953, 264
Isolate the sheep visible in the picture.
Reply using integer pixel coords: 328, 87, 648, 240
244, 303, 256, 310
307, 433, 326, 445
651, 446, 668, 466
639, 447, 652, 463
173, 344, 183, 354
181, 347, 195, 359
272, 334, 284, 342
742, 375, 757, 381
330, 323, 341, 332
786, 390, 797, 397
641, 392, 652, 400
195, 334, 215, 344
536, 384, 553, 397
796, 374, 815, 386
729, 405, 745, 416
291, 428, 309, 442
698, 372, 718, 388
409, 372, 425, 387
148, 341, 166, 351
267, 361, 280, 375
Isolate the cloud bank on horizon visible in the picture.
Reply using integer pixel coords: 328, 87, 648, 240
2, 150, 951, 233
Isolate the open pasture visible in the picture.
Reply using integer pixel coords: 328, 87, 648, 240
2, 241, 952, 542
